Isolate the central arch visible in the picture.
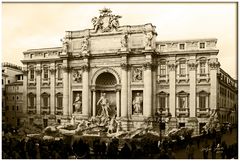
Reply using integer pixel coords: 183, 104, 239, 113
91, 67, 121, 117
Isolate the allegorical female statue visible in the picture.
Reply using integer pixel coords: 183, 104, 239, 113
97, 93, 110, 117
73, 93, 82, 113
132, 92, 143, 114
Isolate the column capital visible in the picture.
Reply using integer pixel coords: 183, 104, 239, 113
35, 67, 42, 75
143, 62, 153, 70
81, 64, 89, 72
62, 65, 70, 72
22, 67, 28, 75
167, 63, 176, 71
120, 63, 129, 71
209, 61, 220, 70
49, 67, 56, 74
188, 62, 198, 71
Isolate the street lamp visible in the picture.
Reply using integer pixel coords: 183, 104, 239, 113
155, 108, 172, 147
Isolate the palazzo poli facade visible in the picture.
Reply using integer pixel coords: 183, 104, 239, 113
21, 9, 237, 135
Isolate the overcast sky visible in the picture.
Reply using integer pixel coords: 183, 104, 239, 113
2, 2, 237, 79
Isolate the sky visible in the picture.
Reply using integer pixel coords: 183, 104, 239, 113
2, 2, 237, 79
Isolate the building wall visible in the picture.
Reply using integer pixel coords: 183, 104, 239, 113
20, 22, 237, 134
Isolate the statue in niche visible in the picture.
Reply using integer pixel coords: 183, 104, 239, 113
73, 69, 82, 83
133, 67, 143, 82
132, 92, 143, 114
97, 93, 110, 117
73, 93, 82, 113
145, 32, 153, 48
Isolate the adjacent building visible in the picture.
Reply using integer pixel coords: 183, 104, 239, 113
2, 62, 23, 128
20, 9, 237, 134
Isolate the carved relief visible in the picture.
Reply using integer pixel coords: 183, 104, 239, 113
91, 8, 122, 33
132, 67, 143, 82
35, 67, 41, 75
72, 69, 82, 83
81, 64, 89, 72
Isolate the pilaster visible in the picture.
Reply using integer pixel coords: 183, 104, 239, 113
49, 63, 56, 115
143, 56, 153, 117
209, 59, 220, 111
188, 60, 197, 117
35, 64, 41, 115
120, 62, 129, 118
168, 61, 176, 117
22, 66, 28, 114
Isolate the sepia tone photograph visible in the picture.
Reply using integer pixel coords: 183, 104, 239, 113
2, 2, 238, 159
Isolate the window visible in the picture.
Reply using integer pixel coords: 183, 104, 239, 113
17, 106, 19, 111
29, 118, 34, 125
13, 96, 15, 100
6, 106, 9, 111
17, 96, 19, 100
57, 65, 63, 80
200, 62, 206, 75
160, 45, 165, 51
17, 119, 20, 126
200, 43, 205, 49
29, 93, 35, 107
159, 60, 166, 77
179, 44, 185, 50
30, 54, 33, 58
159, 97, 166, 109
2, 79, 3, 85
199, 96, 206, 109
43, 67, 48, 79
8, 80, 10, 84
43, 96, 48, 107
12, 106, 15, 110
30, 68, 34, 80
179, 123, 185, 128
179, 60, 186, 76
57, 94, 63, 108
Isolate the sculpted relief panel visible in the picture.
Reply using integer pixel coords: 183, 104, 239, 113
72, 69, 82, 83
132, 67, 143, 82
132, 91, 143, 115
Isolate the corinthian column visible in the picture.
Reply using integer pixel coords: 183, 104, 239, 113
143, 62, 152, 117
62, 63, 69, 116
121, 63, 128, 117
82, 64, 89, 117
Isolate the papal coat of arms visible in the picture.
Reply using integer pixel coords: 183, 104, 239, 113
91, 8, 122, 32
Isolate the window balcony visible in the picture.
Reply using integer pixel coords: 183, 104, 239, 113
28, 78, 36, 86
176, 108, 189, 117
157, 75, 169, 83
197, 108, 210, 117
41, 106, 50, 115
156, 107, 170, 117
42, 78, 50, 85
56, 78, 63, 86
176, 74, 189, 83
197, 73, 210, 83
55, 107, 63, 115
28, 106, 36, 114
